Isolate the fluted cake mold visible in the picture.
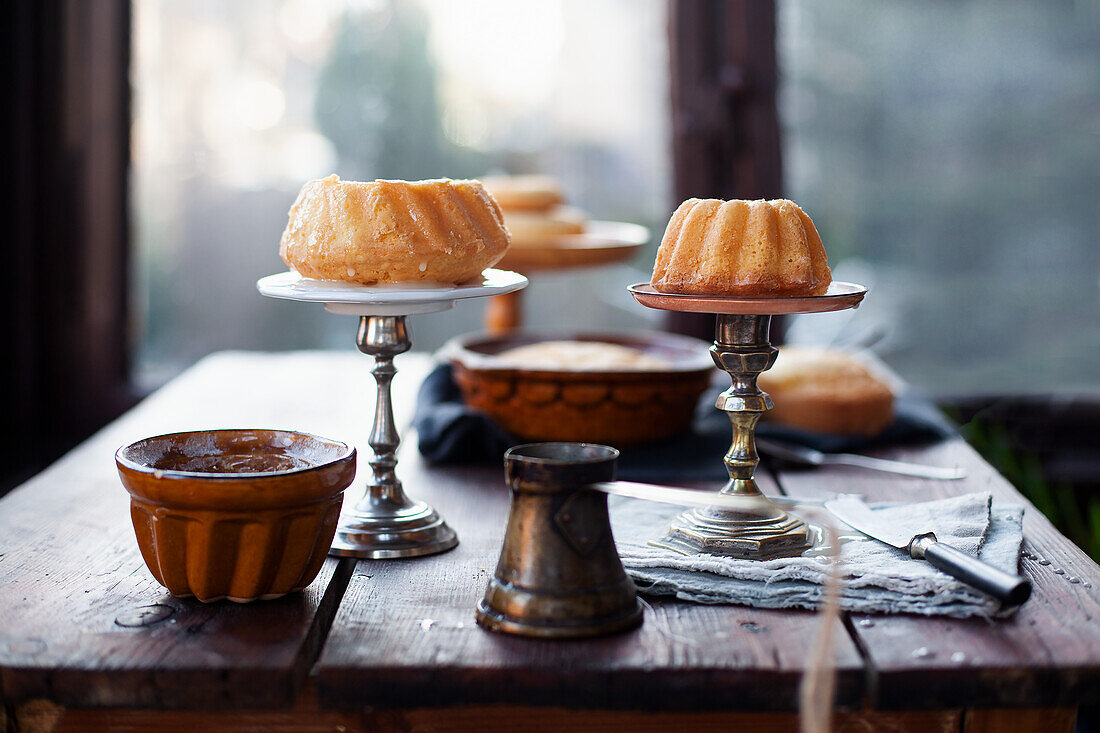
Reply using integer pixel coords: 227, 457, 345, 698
280, 175, 511, 285
651, 198, 831, 297
116, 429, 356, 602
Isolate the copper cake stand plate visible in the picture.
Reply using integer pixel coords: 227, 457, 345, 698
627, 280, 868, 559
258, 268, 528, 559
497, 221, 649, 272
628, 281, 867, 315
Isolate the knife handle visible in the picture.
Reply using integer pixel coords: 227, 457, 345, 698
911, 535, 1032, 607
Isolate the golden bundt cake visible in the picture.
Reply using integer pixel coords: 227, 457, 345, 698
279, 175, 510, 285
651, 198, 831, 296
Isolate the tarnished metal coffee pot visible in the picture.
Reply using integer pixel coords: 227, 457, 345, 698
475, 442, 643, 638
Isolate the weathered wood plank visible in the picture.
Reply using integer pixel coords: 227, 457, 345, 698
5, 348, 1099, 718
0, 350, 423, 708
316, 445, 865, 711
34, 706, 969, 733
962, 706, 1076, 733
12, 682, 969, 733
771, 436, 1100, 709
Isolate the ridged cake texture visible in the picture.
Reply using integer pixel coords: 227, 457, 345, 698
280, 175, 510, 284
651, 198, 831, 296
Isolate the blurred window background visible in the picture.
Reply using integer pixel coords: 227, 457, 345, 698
131, 0, 670, 389
132, 0, 1099, 397
779, 0, 1099, 396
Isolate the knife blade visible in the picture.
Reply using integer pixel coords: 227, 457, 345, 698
755, 437, 967, 480
587, 481, 823, 511
824, 495, 1031, 606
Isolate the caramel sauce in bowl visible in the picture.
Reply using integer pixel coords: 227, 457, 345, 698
115, 429, 356, 603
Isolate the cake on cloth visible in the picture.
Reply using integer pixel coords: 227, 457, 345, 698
279, 175, 510, 285
651, 198, 831, 296
758, 345, 895, 436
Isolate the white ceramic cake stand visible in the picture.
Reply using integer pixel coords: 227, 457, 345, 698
257, 268, 528, 558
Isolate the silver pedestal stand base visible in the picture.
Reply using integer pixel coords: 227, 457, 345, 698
329, 499, 457, 559
256, 269, 528, 560
329, 314, 457, 559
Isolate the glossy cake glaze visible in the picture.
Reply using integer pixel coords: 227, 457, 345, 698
280, 175, 510, 284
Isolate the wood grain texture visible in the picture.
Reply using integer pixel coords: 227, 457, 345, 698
316, 444, 865, 711
962, 706, 1076, 733
770, 436, 1100, 709
12, 682, 966, 733
0, 350, 421, 708
4, 350, 1099, 720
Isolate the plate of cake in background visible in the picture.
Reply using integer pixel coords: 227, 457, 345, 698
757, 345, 897, 437
480, 174, 649, 271
440, 331, 714, 446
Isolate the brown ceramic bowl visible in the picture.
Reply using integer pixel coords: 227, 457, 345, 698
116, 429, 356, 603
443, 331, 714, 447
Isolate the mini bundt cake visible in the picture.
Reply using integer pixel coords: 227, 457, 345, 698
479, 174, 565, 211
280, 175, 510, 285
481, 174, 589, 247
651, 198, 831, 297
498, 206, 587, 246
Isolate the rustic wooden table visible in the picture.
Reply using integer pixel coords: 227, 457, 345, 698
2, 351, 1098, 733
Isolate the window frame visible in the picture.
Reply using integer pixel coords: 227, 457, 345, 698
666, 0, 783, 339
5, 0, 134, 492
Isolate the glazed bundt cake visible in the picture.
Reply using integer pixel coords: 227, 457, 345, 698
280, 175, 510, 285
651, 198, 831, 297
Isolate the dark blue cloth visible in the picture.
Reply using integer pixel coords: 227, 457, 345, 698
413, 363, 955, 482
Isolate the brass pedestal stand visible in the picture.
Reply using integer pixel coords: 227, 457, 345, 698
257, 269, 528, 558
627, 281, 868, 560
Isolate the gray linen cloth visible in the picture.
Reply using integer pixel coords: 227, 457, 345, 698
610, 492, 1025, 618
